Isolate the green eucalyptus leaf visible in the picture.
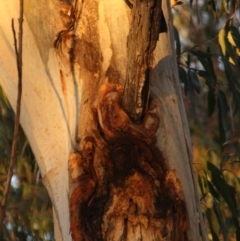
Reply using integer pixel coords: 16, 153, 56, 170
198, 174, 204, 195
204, 192, 214, 208
207, 162, 237, 218
217, 90, 229, 143
198, 172, 209, 195
189, 71, 201, 94
197, 56, 216, 83
208, 180, 221, 201
198, 70, 209, 78
0, 86, 11, 109
213, 199, 228, 241
219, 21, 238, 65
219, 27, 227, 56
236, 227, 240, 241
206, 47, 217, 81
211, 0, 216, 12
187, 70, 196, 117
190, 49, 213, 58
174, 26, 181, 56
208, 89, 216, 116
222, 0, 230, 13
187, 53, 191, 67
228, 26, 240, 49
179, 67, 188, 96
223, 169, 240, 193
220, 153, 230, 170
178, 67, 187, 83
223, 55, 240, 90
198, 70, 214, 89
233, 90, 240, 115
206, 207, 220, 241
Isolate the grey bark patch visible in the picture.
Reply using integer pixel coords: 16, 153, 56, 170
122, 0, 162, 123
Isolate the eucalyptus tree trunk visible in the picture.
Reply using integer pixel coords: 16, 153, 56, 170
0, 0, 208, 240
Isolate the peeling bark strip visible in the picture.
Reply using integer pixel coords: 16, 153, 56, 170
122, 0, 162, 123
69, 83, 188, 241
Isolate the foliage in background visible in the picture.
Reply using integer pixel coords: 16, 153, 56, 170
0, 87, 53, 241
173, 0, 240, 239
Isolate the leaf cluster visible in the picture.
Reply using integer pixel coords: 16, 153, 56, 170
175, 18, 240, 144
173, 0, 240, 239
197, 144, 240, 241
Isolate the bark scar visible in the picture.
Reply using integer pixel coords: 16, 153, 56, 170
97, 83, 159, 142
95, 83, 188, 241
69, 83, 188, 241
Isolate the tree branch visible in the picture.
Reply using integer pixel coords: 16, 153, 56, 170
0, 0, 24, 231
122, 0, 162, 123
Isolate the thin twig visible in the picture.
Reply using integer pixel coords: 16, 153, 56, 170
180, 36, 218, 55
0, 0, 24, 231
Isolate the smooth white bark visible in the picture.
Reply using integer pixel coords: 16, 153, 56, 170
0, 1, 78, 240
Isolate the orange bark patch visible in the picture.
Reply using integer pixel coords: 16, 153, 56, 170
70, 180, 96, 241
166, 170, 185, 201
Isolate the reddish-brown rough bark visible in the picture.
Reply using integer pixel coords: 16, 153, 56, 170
69, 83, 188, 241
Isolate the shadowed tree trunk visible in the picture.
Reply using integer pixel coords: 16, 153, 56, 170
0, 0, 208, 240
